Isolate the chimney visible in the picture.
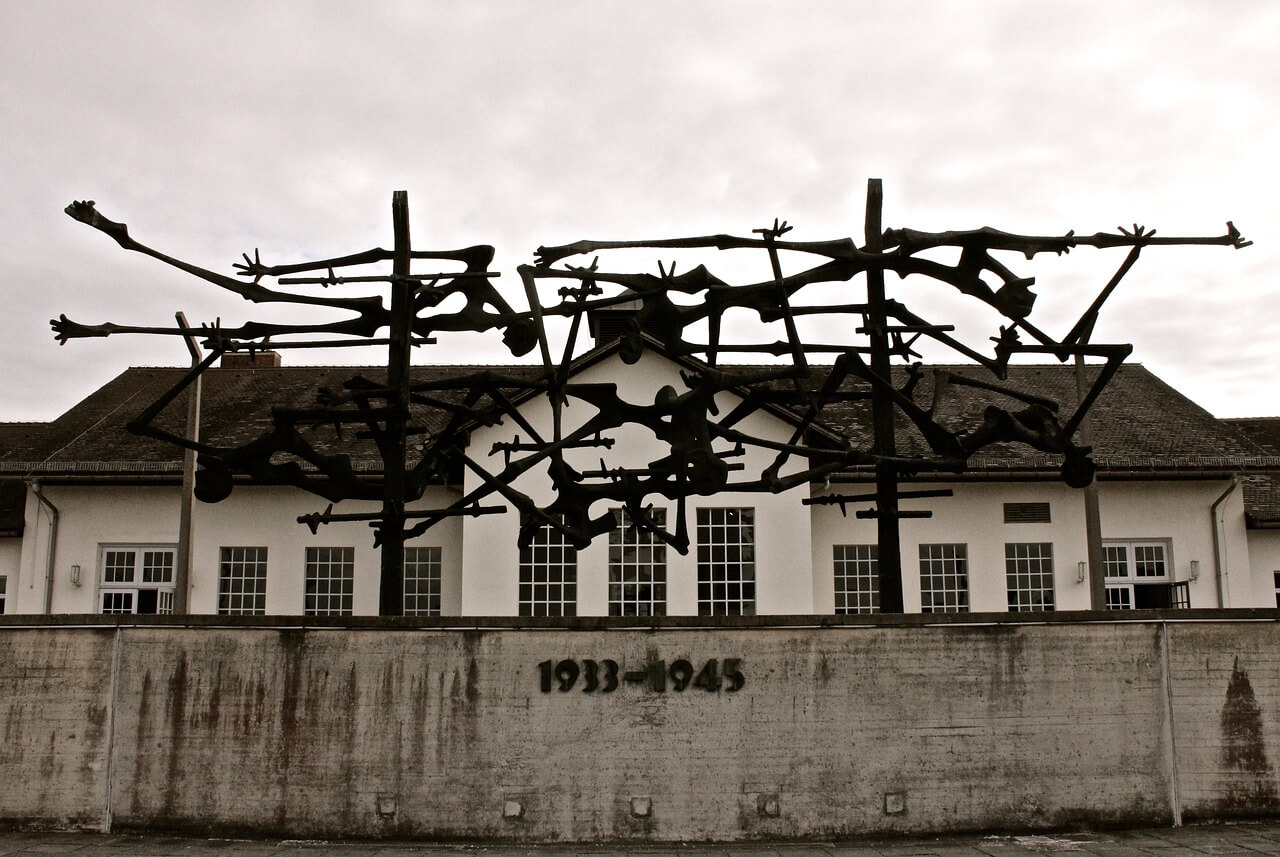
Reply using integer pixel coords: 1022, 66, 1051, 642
220, 350, 282, 368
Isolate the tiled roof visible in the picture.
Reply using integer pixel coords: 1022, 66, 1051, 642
0, 364, 545, 477
2, 354, 1274, 483
1225, 419, 1280, 525
0, 422, 56, 462
806, 363, 1277, 474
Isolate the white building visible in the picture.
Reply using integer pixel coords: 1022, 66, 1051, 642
2, 337, 1278, 617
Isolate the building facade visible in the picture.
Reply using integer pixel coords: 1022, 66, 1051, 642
2, 343, 1278, 617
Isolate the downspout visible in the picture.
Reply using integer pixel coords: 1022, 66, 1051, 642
1210, 476, 1241, 608
29, 480, 59, 614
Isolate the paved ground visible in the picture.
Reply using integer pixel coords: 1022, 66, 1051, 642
1, 822, 1279, 856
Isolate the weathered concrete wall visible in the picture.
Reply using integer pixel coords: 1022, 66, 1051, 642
1168, 622, 1280, 821
0, 628, 114, 829
1, 615, 1278, 840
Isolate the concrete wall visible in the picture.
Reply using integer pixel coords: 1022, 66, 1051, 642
1, 614, 1278, 840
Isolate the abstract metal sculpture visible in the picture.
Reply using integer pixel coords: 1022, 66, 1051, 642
55, 181, 1248, 614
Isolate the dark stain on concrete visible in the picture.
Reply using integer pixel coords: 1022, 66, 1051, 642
275, 630, 306, 829
162, 654, 188, 817
817, 652, 832, 685
84, 702, 107, 745
130, 670, 153, 814
464, 656, 480, 745
1219, 656, 1280, 813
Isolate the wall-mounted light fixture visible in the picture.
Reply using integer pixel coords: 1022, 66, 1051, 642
70, 564, 81, 588
1077, 561, 1087, 584
1189, 560, 1200, 581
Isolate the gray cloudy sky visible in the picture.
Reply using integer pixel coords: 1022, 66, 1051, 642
2, 1, 1276, 422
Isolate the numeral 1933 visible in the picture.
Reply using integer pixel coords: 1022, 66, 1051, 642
537, 658, 744, 694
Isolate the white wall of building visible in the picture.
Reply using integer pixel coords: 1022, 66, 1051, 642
0, 538, 20, 612
10, 482, 463, 616
185, 484, 463, 615
10, 471, 1273, 616
14, 484, 180, 614
1098, 479, 1249, 608
809, 477, 1257, 613
811, 480, 1091, 613
1246, 530, 1280, 608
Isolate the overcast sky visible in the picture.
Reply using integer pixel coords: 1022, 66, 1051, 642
2, 1, 1276, 423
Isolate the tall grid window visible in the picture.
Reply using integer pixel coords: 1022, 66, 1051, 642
1005, 542, 1055, 611
1104, 541, 1173, 609
519, 518, 576, 617
697, 507, 756, 616
404, 546, 442, 617
218, 547, 267, 615
0, 576, 6, 614
1274, 571, 1280, 609
305, 547, 354, 616
919, 543, 969, 613
99, 546, 176, 614
609, 508, 666, 617
834, 544, 879, 614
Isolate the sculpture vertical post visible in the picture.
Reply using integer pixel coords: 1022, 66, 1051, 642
1075, 354, 1108, 609
173, 312, 202, 615
379, 191, 412, 616
865, 179, 905, 613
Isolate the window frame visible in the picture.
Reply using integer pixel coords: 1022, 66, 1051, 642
304, 546, 354, 616
1103, 540, 1174, 610
218, 546, 268, 616
1004, 542, 1056, 612
608, 508, 667, 617
918, 543, 970, 613
0, 574, 6, 614
833, 544, 879, 614
696, 507, 756, 616
98, 544, 177, 615
403, 545, 443, 617
518, 517, 577, 617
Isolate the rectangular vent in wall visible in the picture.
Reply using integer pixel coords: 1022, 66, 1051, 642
1004, 502, 1051, 524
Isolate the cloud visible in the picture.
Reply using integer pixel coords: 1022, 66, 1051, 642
1, 1, 1274, 421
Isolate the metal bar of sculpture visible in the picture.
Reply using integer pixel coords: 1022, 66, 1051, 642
54, 181, 1248, 614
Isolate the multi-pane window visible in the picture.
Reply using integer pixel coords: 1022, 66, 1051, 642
1274, 571, 1280, 609
697, 507, 756, 616
1005, 542, 1055, 611
1104, 541, 1176, 609
519, 518, 576, 617
1105, 584, 1134, 610
0, 576, 6, 614
404, 546, 442, 617
609, 509, 666, 617
218, 547, 267, 615
834, 544, 879, 614
305, 547, 354, 616
919, 543, 969, 613
99, 546, 176, 614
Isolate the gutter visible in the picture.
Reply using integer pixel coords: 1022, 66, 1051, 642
29, 480, 59, 615
1210, 477, 1242, 608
